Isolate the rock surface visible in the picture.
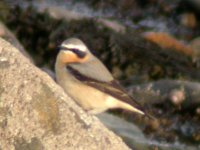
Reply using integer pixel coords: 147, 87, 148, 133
0, 38, 129, 150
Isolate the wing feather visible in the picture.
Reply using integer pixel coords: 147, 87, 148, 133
67, 66, 144, 112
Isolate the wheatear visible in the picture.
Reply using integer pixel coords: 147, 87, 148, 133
55, 38, 147, 115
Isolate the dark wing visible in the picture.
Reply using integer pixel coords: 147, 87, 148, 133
67, 66, 145, 112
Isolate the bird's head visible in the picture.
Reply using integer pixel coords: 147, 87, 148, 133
57, 38, 91, 64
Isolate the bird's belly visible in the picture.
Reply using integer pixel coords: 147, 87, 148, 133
62, 81, 112, 112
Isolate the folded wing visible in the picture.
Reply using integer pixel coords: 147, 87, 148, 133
67, 66, 145, 114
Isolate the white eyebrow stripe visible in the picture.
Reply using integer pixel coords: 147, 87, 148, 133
61, 44, 87, 52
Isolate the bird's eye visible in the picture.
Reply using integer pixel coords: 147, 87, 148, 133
71, 48, 86, 58
71, 48, 79, 53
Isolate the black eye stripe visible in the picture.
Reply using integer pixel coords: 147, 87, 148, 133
59, 46, 86, 58
71, 49, 86, 58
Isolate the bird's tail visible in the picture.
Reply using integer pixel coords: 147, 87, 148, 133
117, 100, 145, 115
117, 101, 155, 119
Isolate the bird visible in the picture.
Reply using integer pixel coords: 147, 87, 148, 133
55, 38, 147, 116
